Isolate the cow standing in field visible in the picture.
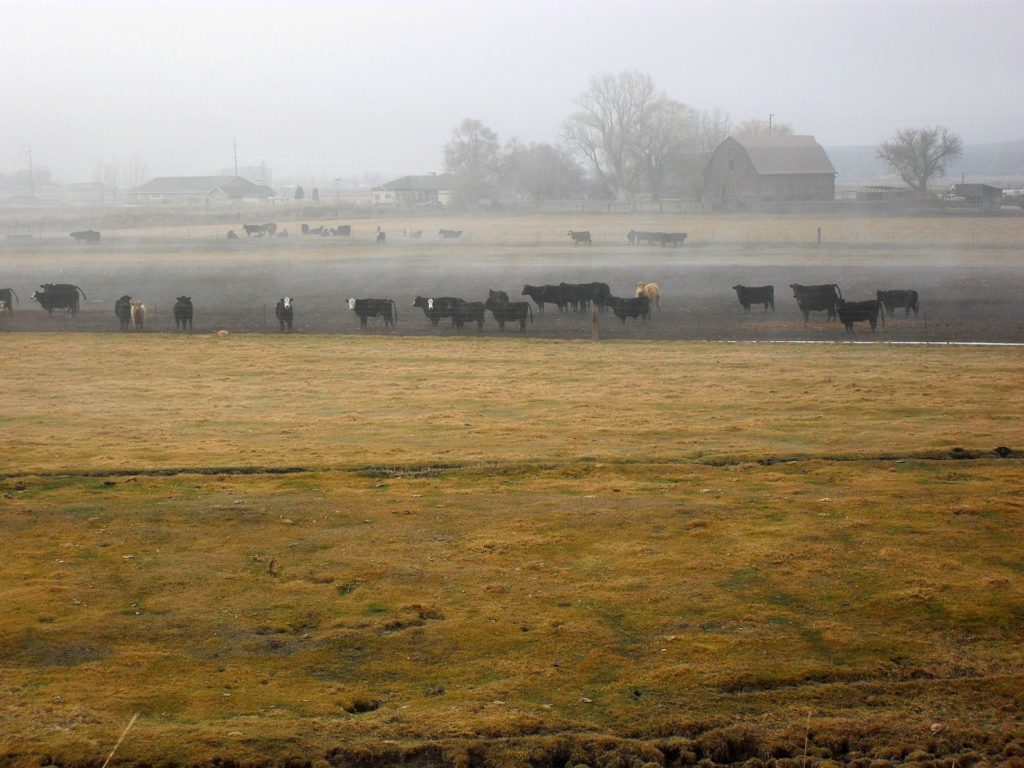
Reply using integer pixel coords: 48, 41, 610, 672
376, 227, 386, 244
347, 297, 398, 329
790, 283, 842, 322
173, 296, 194, 331
485, 297, 532, 332
115, 295, 133, 330
487, 289, 510, 305
605, 294, 651, 324
455, 301, 486, 332
837, 299, 884, 333
876, 289, 920, 317
70, 230, 101, 244
413, 296, 463, 328
30, 284, 87, 315
732, 285, 774, 312
635, 282, 661, 311
0, 288, 17, 314
130, 301, 146, 331
568, 230, 592, 245
275, 297, 294, 332
439, 229, 463, 239
521, 284, 566, 313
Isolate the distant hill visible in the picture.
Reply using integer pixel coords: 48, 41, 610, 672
826, 140, 1024, 188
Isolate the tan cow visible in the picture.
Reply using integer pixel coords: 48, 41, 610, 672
130, 301, 146, 330
635, 282, 661, 310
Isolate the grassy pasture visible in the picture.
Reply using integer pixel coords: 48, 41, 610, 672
1, 336, 1022, 766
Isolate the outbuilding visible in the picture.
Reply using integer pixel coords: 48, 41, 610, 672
128, 176, 275, 205
703, 135, 836, 206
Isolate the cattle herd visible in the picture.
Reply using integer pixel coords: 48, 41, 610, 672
0, 278, 921, 336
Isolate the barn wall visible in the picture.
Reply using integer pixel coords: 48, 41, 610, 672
703, 137, 836, 205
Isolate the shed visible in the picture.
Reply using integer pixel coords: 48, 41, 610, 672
703, 135, 836, 205
128, 176, 275, 205
372, 173, 465, 210
952, 183, 1003, 207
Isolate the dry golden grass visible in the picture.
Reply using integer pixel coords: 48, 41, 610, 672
1, 336, 1022, 766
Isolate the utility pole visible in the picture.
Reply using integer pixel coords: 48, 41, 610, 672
233, 139, 239, 177
768, 114, 775, 135
24, 147, 35, 199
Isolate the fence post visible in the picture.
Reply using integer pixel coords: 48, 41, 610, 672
923, 311, 929, 345
591, 303, 599, 341
817, 226, 821, 245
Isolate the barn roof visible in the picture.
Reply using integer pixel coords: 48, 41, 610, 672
134, 176, 274, 197
733, 135, 836, 176
374, 173, 465, 192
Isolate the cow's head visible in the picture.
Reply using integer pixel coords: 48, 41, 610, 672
29, 291, 40, 303
281, 297, 292, 309
732, 285, 743, 293
346, 298, 356, 311
176, 296, 190, 304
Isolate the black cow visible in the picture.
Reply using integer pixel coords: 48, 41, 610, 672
521, 284, 566, 313
30, 284, 87, 315
0, 288, 18, 314
173, 296, 194, 331
559, 282, 597, 312
877, 289, 920, 317
604, 294, 651, 324
487, 289, 509, 304
568, 230, 592, 245
275, 297, 294, 332
454, 301, 486, 332
114, 295, 132, 330
376, 228, 386, 244
70, 230, 101, 244
243, 223, 277, 238
332, 225, 352, 237
347, 298, 397, 329
733, 285, 774, 312
790, 283, 842, 322
485, 298, 532, 332
439, 229, 463, 239
227, 230, 239, 240
413, 296, 463, 327
660, 232, 687, 246
302, 224, 328, 236
837, 299, 884, 333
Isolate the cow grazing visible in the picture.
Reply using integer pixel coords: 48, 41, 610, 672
227, 230, 239, 240
877, 289, 920, 317
605, 294, 651, 324
635, 282, 661, 310
173, 296, 194, 331
347, 297, 398, 329
790, 283, 843, 322
521, 284, 566, 313
837, 299, 884, 333
30, 284, 87, 315
0, 288, 18, 314
568, 230, 592, 245
275, 297, 294, 332
485, 297, 532, 332
487, 289, 509, 304
70, 230, 101, 244
130, 302, 146, 331
439, 229, 463, 239
732, 285, 774, 312
413, 296, 463, 327
114, 295, 132, 330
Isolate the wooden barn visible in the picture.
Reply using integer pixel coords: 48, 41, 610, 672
703, 135, 836, 206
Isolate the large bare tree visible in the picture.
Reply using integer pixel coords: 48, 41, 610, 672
877, 127, 963, 197
695, 108, 733, 158
563, 70, 658, 201
501, 140, 583, 204
735, 118, 793, 137
634, 98, 698, 201
443, 118, 501, 189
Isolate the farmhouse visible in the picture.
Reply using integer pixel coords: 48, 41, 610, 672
372, 173, 465, 210
128, 176, 275, 205
703, 135, 836, 206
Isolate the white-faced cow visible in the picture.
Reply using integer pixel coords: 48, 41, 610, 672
173, 297, 194, 331
732, 285, 774, 312
275, 297, 294, 332
30, 284, 87, 315
347, 297, 398, 329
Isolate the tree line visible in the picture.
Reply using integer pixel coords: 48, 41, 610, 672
444, 69, 962, 203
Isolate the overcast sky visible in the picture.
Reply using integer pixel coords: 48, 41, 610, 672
2, 0, 1022, 183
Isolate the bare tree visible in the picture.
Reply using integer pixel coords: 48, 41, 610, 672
443, 118, 501, 189
735, 118, 793, 137
877, 127, 963, 197
501, 140, 583, 204
635, 98, 698, 201
563, 70, 658, 201
695, 108, 733, 158
125, 154, 148, 190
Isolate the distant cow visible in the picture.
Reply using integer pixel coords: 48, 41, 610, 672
347, 297, 398, 329
275, 297, 294, 332
114, 295, 133, 330
30, 284, 87, 315
521, 284, 566, 313
568, 230, 592, 245
332, 225, 352, 237
243, 223, 277, 238
455, 300, 486, 332
837, 299, 884, 333
605, 294, 651, 324
439, 229, 463, 239
732, 285, 774, 312
635, 282, 661, 311
70, 230, 101, 244
485, 297, 532, 332
376, 227, 386, 244
790, 283, 842, 322
227, 230, 239, 240
413, 296, 463, 327
404, 229, 423, 239
173, 296, 194, 331
877, 289, 920, 317
487, 289, 509, 304
0, 288, 18, 314
130, 301, 146, 331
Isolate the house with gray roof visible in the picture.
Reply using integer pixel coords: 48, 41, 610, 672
703, 135, 836, 205
128, 176, 275, 205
